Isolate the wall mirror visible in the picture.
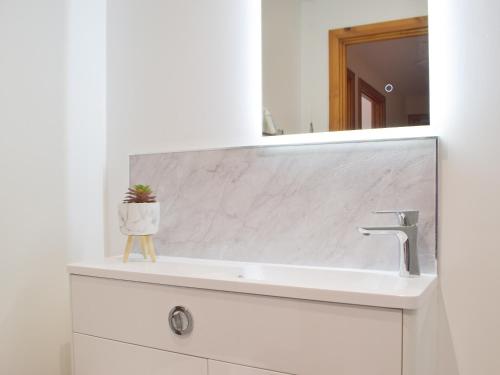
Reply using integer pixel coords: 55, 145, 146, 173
262, 0, 429, 136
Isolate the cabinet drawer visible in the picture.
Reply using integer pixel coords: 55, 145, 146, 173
71, 275, 402, 375
73, 333, 207, 375
209, 360, 288, 375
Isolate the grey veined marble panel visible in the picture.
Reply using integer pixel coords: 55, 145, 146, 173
130, 138, 437, 274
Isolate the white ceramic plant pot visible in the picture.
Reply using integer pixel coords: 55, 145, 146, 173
119, 202, 160, 236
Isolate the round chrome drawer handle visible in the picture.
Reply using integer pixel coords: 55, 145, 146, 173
168, 306, 193, 336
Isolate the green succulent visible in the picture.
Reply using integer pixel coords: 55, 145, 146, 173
123, 184, 157, 203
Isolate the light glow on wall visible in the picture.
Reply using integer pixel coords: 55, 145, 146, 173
244, 0, 263, 141
258, 124, 436, 147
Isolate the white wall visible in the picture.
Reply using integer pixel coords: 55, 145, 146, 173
0, 2, 70, 374
67, 0, 107, 263
0, 1, 106, 374
430, 0, 500, 373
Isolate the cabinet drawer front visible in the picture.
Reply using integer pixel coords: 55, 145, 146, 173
71, 275, 401, 375
73, 333, 207, 375
209, 360, 289, 375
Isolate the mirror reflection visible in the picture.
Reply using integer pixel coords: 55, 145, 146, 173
262, 0, 429, 136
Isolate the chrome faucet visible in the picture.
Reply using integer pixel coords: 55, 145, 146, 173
358, 210, 420, 277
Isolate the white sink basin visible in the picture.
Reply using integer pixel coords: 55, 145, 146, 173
68, 256, 437, 310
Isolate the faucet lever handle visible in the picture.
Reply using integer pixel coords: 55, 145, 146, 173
373, 210, 419, 226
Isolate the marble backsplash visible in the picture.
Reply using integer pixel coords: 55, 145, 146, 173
130, 138, 437, 274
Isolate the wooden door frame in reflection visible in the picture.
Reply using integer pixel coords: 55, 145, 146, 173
346, 68, 356, 129
328, 16, 428, 131
358, 78, 386, 128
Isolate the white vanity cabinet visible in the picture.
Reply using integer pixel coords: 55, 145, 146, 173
73, 332, 286, 375
73, 333, 207, 375
71, 275, 401, 374
68, 258, 437, 375
208, 361, 287, 375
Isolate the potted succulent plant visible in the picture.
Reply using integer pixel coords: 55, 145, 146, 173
119, 184, 160, 236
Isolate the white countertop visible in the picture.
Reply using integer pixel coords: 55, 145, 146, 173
67, 256, 437, 310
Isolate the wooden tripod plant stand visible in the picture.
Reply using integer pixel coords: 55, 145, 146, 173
123, 235, 157, 263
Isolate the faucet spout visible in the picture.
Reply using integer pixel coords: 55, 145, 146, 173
359, 226, 410, 237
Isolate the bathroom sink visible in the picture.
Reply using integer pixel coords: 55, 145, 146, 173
68, 256, 437, 309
